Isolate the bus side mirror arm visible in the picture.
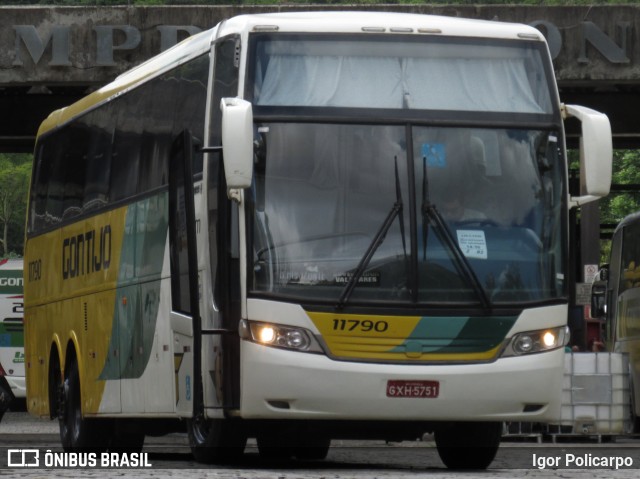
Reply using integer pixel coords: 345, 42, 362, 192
562, 104, 613, 209
221, 98, 254, 202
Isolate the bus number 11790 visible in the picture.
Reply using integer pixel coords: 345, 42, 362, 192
332, 319, 389, 333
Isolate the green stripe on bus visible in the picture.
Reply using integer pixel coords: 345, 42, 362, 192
100, 193, 169, 380
390, 316, 517, 354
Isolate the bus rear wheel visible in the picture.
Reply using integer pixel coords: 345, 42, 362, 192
434, 421, 501, 470
59, 360, 109, 452
187, 417, 246, 464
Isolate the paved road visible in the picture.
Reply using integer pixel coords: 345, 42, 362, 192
1, 411, 640, 478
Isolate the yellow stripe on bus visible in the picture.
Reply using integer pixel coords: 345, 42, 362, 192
24, 205, 129, 415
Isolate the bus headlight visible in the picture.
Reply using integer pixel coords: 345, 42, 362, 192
502, 326, 569, 357
239, 320, 324, 353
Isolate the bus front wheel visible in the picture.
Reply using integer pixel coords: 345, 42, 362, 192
187, 417, 246, 464
293, 436, 331, 460
434, 421, 501, 470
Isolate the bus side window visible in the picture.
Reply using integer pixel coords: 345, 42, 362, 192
30, 141, 50, 233
618, 223, 640, 340
43, 129, 70, 226
82, 109, 113, 212
170, 54, 209, 178
110, 135, 138, 202
619, 224, 640, 294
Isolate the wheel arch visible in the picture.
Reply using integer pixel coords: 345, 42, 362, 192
63, 332, 81, 378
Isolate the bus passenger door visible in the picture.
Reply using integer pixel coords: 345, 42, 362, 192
169, 131, 202, 417
202, 36, 243, 415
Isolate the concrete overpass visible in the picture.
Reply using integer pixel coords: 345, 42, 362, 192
1, 4, 639, 151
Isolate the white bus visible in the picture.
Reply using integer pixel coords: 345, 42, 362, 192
25, 12, 612, 468
0, 259, 24, 404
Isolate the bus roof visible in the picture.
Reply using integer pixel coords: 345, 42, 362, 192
219, 11, 543, 40
36, 11, 546, 138
36, 27, 216, 138
615, 211, 640, 236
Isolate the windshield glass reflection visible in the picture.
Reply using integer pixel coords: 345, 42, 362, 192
250, 123, 565, 306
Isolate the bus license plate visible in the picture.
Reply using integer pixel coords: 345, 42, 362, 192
386, 380, 439, 398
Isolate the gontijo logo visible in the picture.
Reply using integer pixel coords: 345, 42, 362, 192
62, 225, 112, 280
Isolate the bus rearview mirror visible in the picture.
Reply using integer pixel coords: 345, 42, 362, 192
590, 281, 607, 320
221, 98, 254, 197
564, 104, 613, 207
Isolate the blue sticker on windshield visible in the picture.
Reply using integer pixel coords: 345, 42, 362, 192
422, 143, 446, 168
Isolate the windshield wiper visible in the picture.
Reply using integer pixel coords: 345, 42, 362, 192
337, 158, 407, 309
421, 161, 491, 311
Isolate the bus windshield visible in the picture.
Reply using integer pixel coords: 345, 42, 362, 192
248, 34, 565, 307
250, 123, 565, 306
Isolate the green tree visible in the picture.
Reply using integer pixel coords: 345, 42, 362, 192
595, 149, 640, 263
601, 150, 640, 222
0, 154, 32, 257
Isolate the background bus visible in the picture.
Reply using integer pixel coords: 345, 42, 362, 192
0, 258, 24, 409
592, 212, 640, 434
24, 12, 612, 469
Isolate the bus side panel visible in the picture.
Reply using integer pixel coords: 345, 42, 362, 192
24, 305, 48, 416
25, 195, 175, 417
117, 278, 175, 414
91, 290, 121, 414
139, 277, 175, 413
96, 194, 174, 415
25, 223, 65, 416
25, 207, 126, 415
614, 287, 640, 418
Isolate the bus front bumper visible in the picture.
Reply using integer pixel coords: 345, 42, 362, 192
239, 340, 563, 422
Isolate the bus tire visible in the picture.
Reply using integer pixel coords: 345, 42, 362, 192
59, 359, 109, 452
434, 421, 501, 470
187, 417, 246, 464
293, 437, 331, 460
256, 430, 294, 460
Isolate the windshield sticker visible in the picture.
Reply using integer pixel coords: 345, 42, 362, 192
334, 271, 381, 287
421, 143, 446, 168
277, 268, 381, 287
456, 230, 487, 259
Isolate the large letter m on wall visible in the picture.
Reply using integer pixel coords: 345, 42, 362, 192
13, 25, 71, 66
